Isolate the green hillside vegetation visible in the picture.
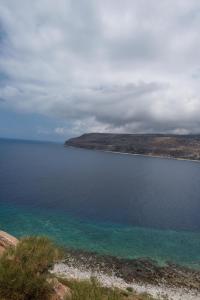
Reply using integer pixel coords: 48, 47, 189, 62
0, 236, 62, 300
0, 236, 159, 300
61, 277, 157, 300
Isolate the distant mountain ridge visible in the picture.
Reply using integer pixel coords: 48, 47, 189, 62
65, 133, 200, 160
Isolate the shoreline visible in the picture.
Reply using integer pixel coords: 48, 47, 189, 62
51, 247, 200, 300
66, 145, 200, 163
103, 150, 200, 163
52, 262, 200, 300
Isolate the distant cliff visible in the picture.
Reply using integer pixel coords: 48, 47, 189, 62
65, 133, 200, 160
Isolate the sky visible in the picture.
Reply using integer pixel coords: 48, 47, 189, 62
1, 0, 200, 142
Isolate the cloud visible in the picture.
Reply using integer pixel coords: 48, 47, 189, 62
1, 0, 200, 136
54, 127, 68, 136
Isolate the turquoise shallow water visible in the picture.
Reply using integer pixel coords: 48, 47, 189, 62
0, 201, 200, 269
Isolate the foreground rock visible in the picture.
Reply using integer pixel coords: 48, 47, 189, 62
48, 278, 71, 300
0, 230, 18, 255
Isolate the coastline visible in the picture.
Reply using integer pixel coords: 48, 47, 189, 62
51, 247, 200, 300
102, 150, 200, 163
66, 145, 200, 163
2, 230, 200, 300
52, 263, 200, 300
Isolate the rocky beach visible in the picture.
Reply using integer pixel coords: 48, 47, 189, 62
51, 247, 200, 300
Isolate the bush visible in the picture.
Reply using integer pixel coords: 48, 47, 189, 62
60, 277, 124, 300
0, 236, 62, 300
59, 277, 159, 300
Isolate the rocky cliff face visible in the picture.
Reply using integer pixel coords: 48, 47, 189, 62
0, 231, 18, 255
65, 133, 200, 160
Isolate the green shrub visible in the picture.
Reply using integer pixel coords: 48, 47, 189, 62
59, 277, 160, 300
0, 236, 62, 300
60, 277, 124, 300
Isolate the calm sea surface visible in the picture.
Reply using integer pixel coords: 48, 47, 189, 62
0, 138, 200, 268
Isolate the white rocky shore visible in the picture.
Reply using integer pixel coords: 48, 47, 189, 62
51, 262, 200, 300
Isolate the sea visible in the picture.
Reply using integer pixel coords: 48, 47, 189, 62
0, 138, 200, 268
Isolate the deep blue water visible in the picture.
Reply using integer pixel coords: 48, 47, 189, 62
0, 138, 200, 268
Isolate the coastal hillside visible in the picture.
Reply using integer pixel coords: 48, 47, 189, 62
1, 231, 200, 300
65, 133, 200, 160
0, 231, 172, 300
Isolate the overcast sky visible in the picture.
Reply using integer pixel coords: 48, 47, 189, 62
1, 0, 200, 141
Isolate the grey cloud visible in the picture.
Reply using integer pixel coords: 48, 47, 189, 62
1, 0, 200, 136
106, 31, 163, 67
